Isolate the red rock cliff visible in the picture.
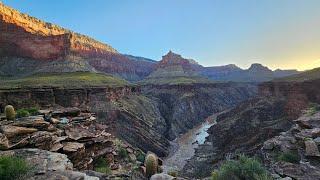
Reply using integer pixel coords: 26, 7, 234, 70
0, 3, 117, 60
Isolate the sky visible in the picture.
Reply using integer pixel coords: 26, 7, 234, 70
2, 0, 320, 70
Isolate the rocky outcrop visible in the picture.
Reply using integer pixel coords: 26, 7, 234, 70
142, 82, 257, 140
260, 111, 320, 179
0, 109, 111, 170
0, 107, 151, 179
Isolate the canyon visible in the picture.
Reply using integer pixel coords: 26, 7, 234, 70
1, 2, 320, 180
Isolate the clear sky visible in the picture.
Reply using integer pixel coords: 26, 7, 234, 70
2, 0, 320, 70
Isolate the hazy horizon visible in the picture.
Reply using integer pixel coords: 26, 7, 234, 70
2, 0, 320, 71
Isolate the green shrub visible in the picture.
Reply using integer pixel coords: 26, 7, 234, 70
94, 157, 111, 174
118, 147, 128, 159
277, 151, 300, 164
145, 153, 158, 178
26, 108, 39, 116
211, 155, 272, 180
16, 109, 30, 118
136, 150, 145, 163
16, 108, 39, 118
95, 166, 111, 174
306, 103, 320, 116
5, 105, 15, 120
0, 156, 30, 180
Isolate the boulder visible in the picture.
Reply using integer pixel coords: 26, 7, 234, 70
150, 173, 175, 180
263, 140, 275, 150
304, 140, 320, 157
1, 125, 37, 138
29, 131, 56, 150
314, 137, 320, 145
50, 118, 60, 124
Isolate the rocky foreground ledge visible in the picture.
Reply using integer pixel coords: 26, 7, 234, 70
0, 107, 155, 179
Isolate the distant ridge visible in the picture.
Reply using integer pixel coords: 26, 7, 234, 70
274, 67, 320, 82
201, 63, 300, 82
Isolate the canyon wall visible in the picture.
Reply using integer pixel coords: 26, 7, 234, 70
142, 82, 258, 140
0, 3, 156, 81
0, 3, 116, 60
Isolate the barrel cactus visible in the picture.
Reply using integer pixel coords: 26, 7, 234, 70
145, 153, 158, 178
5, 105, 15, 120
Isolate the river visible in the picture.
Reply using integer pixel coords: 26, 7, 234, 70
162, 114, 217, 173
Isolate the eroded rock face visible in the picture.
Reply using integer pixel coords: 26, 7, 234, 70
0, 3, 116, 60
182, 97, 293, 178
0, 86, 138, 109
0, 3, 156, 81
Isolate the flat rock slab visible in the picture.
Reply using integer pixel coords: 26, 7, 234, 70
13, 116, 50, 130
1, 125, 37, 138
65, 125, 96, 140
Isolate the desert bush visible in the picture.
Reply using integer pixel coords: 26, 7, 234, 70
306, 103, 320, 116
136, 150, 145, 163
118, 147, 128, 159
0, 156, 30, 180
211, 155, 272, 180
26, 107, 39, 116
276, 151, 300, 164
94, 157, 111, 174
16, 109, 30, 118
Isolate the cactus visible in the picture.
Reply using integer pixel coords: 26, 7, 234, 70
145, 153, 158, 178
5, 105, 15, 120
